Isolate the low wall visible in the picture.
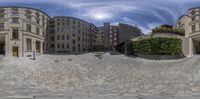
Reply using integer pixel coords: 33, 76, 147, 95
137, 54, 185, 60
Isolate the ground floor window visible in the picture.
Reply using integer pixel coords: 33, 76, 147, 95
36, 41, 41, 53
51, 44, 54, 48
0, 36, 5, 55
26, 38, 32, 51
73, 46, 75, 52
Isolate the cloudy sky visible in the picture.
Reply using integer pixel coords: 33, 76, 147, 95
0, 0, 200, 34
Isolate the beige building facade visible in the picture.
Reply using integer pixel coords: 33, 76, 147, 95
175, 7, 200, 57
47, 16, 95, 53
0, 6, 49, 57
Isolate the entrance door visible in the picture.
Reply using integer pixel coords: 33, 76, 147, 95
36, 41, 41, 53
0, 36, 5, 55
12, 47, 18, 57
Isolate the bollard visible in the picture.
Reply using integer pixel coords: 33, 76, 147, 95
33, 50, 35, 60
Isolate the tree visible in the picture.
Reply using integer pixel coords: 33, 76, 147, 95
96, 33, 103, 46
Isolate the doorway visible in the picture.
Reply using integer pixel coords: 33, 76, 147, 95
12, 47, 18, 57
0, 36, 5, 55
36, 41, 41, 53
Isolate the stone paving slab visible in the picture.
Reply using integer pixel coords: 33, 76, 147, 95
2, 95, 33, 99
34, 96, 200, 99
1, 53, 200, 97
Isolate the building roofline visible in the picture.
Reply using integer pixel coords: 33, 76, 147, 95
0, 6, 50, 18
119, 22, 141, 30
188, 7, 200, 10
53, 16, 93, 25
176, 15, 190, 22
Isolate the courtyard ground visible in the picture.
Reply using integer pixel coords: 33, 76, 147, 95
1, 52, 200, 98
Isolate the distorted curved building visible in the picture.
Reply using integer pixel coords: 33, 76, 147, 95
0, 6, 50, 57
175, 7, 200, 57
47, 16, 98, 53
99, 22, 141, 50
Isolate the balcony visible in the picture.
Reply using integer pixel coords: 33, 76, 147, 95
189, 29, 200, 38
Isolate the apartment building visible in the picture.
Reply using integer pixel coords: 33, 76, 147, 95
99, 22, 141, 50
90, 23, 99, 51
118, 23, 141, 44
98, 23, 119, 50
175, 7, 200, 57
47, 16, 97, 53
0, 6, 49, 57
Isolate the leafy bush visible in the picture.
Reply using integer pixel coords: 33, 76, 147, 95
132, 37, 182, 55
152, 25, 185, 35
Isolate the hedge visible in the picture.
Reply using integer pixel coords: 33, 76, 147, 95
132, 37, 182, 55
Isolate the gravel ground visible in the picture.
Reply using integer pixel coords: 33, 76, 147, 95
0, 52, 200, 98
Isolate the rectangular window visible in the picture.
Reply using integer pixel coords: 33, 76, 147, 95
66, 35, 69, 40
26, 38, 32, 51
114, 42, 117, 46
12, 12, 18, 16
192, 17, 196, 21
57, 43, 60, 48
51, 44, 54, 48
35, 12, 40, 18
43, 22, 45, 27
57, 28, 60, 32
0, 15, 4, 20
25, 10, 31, 15
0, 9, 4, 14
73, 46, 75, 52
43, 31, 45, 36
12, 29, 19, 39
67, 44, 69, 48
27, 24, 31, 32
73, 39, 75, 44
51, 37, 54, 41
12, 18, 19, 23
36, 28, 40, 35
0, 23, 4, 30
26, 16, 31, 21
36, 19, 40, 24
62, 35, 65, 40
199, 24, 200, 31
114, 37, 117, 40
191, 10, 196, 16
57, 35, 60, 40
192, 25, 196, 33
62, 43, 64, 49
42, 15, 45, 21
110, 39, 112, 43
51, 30, 54, 34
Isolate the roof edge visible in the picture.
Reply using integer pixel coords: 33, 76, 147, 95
0, 6, 50, 18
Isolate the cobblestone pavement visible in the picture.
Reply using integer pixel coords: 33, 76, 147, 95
1, 52, 200, 98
